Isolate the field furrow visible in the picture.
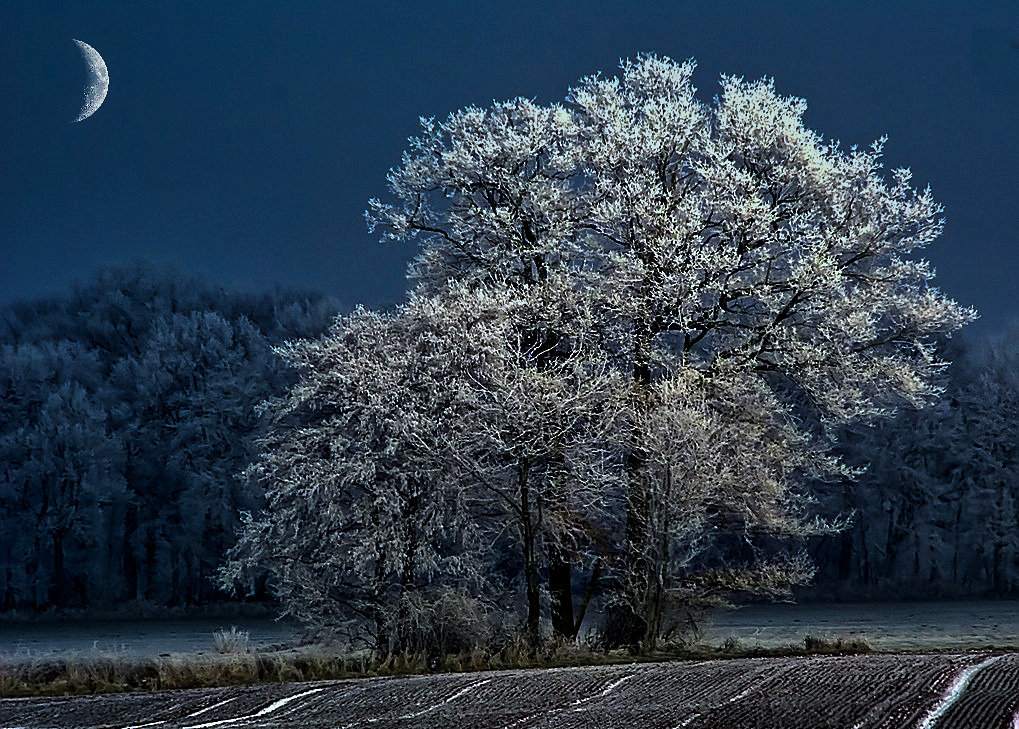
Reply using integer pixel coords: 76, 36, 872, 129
680, 654, 983, 729
928, 654, 1019, 729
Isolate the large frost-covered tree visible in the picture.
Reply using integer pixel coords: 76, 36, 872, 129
362, 55, 973, 647
227, 55, 973, 652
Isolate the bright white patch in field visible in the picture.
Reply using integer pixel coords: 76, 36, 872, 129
185, 696, 240, 719
182, 687, 325, 728
400, 678, 493, 719
915, 655, 1003, 729
727, 684, 758, 703
570, 673, 635, 710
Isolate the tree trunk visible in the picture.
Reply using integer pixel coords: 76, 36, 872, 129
519, 461, 541, 646
621, 452, 652, 647
548, 545, 575, 639
617, 324, 655, 650
573, 558, 601, 637
122, 502, 139, 601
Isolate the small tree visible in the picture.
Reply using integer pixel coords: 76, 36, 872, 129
811, 327, 1019, 597
223, 280, 629, 649
0, 264, 336, 611
0, 342, 124, 609
222, 304, 486, 652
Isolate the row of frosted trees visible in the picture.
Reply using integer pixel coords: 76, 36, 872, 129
0, 264, 336, 610
1, 266, 1010, 618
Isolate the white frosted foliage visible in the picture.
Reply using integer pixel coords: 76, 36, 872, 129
248, 54, 974, 649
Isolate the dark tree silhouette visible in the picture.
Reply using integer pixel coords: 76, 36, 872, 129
0, 263, 337, 611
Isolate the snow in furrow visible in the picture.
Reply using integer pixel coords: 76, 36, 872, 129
915, 655, 1004, 729
501, 671, 637, 728
340, 677, 493, 728
185, 696, 240, 719
399, 678, 493, 719
569, 673, 634, 710
182, 687, 325, 729
726, 684, 757, 704
670, 658, 795, 727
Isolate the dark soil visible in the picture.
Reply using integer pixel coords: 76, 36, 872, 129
3, 652, 1017, 729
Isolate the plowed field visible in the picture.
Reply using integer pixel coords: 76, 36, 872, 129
3, 652, 1019, 728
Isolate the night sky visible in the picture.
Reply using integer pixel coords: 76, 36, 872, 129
2, 1, 1017, 336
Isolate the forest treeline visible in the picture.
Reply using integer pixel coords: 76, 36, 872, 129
810, 329, 1019, 598
0, 264, 338, 610
0, 264, 1015, 614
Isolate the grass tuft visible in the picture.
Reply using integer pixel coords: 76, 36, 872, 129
212, 626, 251, 654
803, 634, 873, 654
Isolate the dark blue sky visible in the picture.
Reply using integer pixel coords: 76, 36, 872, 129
2, 1, 1017, 336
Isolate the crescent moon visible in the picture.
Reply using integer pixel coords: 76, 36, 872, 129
72, 39, 109, 123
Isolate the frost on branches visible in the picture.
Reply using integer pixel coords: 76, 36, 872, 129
230, 54, 973, 653
223, 282, 628, 653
